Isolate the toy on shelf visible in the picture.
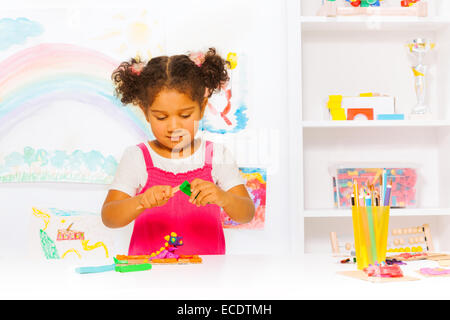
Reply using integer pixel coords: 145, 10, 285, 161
317, 0, 427, 17
387, 223, 434, 253
330, 166, 417, 208
330, 231, 353, 254
401, 0, 420, 7
327, 95, 346, 120
347, 108, 374, 120
326, 93, 399, 121
406, 38, 436, 120
346, 0, 382, 8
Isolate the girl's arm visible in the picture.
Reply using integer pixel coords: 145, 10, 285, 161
220, 184, 255, 224
102, 190, 143, 228
102, 186, 173, 228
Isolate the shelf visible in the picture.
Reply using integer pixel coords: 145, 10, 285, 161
301, 16, 450, 32
303, 208, 450, 218
302, 120, 450, 128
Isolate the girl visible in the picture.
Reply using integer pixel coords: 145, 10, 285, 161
102, 48, 255, 256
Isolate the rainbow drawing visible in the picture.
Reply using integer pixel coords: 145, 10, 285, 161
0, 43, 152, 138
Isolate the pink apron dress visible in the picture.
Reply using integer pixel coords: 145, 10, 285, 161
128, 141, 226, 256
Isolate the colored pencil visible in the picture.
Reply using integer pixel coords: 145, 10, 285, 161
383, 179, 392, 207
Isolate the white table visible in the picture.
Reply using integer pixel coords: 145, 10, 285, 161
0, 254, 448, 299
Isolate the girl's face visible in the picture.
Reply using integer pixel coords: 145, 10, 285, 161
146, 88, 206, 151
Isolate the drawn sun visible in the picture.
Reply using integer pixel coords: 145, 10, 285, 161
89, 9, 165, 61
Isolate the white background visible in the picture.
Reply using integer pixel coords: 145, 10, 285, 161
0, 0, 291, 257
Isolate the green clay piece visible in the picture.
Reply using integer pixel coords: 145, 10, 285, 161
179, 180, 192, 196
115, 263, 152, 273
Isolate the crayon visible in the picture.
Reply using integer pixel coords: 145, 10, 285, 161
75, 264, 115, 274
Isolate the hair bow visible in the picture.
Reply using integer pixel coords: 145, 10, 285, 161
188, 51, 205, 67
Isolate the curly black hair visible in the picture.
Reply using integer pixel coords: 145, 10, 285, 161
111, 48, 230, 112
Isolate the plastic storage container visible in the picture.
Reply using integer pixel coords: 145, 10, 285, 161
330, 165, 418, 209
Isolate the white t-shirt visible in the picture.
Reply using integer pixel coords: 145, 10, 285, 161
110, 139, 245, 196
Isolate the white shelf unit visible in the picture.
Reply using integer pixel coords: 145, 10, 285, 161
288, 0, 450, 254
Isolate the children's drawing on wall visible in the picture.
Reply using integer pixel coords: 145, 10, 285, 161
0, 147, 118, 184
0, 8, 168, 183
0, 17, 44, 51
221, 167, 266, 229
85, 8, 166, 61
30, 207, 117, 260
201, 52, 249, 134
0, 41, 153, 140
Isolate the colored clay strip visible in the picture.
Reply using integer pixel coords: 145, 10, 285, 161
75, 264, 116, 274
113, 257, 149, 264
178, 255, 199, 259
115, 263, 152, 273
116, 254, 151, 260
151, 258, 178, 264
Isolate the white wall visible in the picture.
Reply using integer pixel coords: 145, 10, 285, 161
0, 0, 291, 257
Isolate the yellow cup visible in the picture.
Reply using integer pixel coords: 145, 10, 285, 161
351, 206, 390, 270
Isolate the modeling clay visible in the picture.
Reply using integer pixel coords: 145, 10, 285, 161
150, 232, 183, 260
419, 267, 450, 277
115, 263, 152, 273
75, 264, 115, 274
180, 255, 202, 263
385, 258, 406, 265
113, 257, 149, 265
395, 252, 428, 261
151, 258, 179, 264
364, 263, 403, 278
116, 254, 151, 260
179, 180, 192, 196
147, 233, 202, 264
136, 181, 192, 210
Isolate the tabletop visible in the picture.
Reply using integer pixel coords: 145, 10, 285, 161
1, 254, 449, 299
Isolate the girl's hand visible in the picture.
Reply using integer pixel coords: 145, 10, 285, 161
189, 179, 229, 208
139, 185, 174, 209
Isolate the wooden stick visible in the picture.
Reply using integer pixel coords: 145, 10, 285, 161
422, 224, 434, 252
330, 232, 340, 254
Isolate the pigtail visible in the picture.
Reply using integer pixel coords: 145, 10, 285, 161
111, 58, 147, 106
199, 48, 230, 98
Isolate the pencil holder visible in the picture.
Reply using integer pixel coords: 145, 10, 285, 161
351, 206, 390, 270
